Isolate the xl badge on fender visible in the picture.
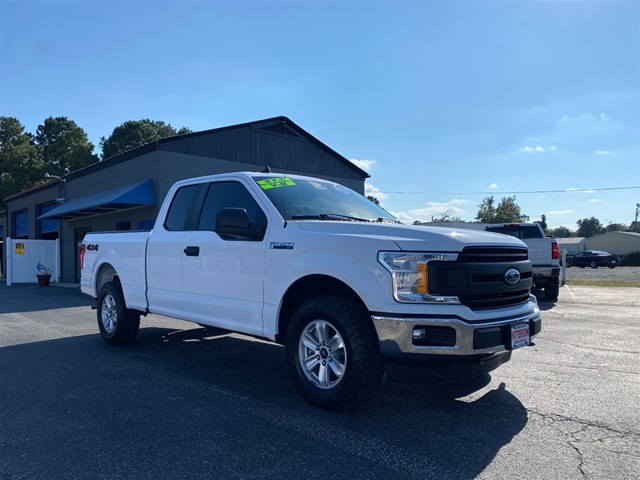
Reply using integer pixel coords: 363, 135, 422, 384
270, 242, 294, 250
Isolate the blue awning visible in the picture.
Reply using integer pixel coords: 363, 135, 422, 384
37, 179, 156, 221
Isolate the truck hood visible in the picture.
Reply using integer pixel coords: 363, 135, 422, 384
295, 221, 527, 251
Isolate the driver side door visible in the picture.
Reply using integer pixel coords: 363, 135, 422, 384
181, 180, 269, 337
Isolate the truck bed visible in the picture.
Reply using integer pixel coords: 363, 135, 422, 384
80, 231, 150, 311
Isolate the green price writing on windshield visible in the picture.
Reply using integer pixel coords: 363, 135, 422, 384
257, 178, 296, 190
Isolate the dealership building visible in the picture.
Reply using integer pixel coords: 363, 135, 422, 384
0, 117, 368, 283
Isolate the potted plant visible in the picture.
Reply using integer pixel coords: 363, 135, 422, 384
36, 262, 53, 287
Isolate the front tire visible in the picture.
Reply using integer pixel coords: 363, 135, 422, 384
97, 281, 140, 345
286, 296, 383, 410
544, 277, 559, 300
590, 261, 598, 269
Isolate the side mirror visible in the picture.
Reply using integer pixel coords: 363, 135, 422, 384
215, 208, 265, 240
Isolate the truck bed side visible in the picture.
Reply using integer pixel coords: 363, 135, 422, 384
80, 231, 150, 311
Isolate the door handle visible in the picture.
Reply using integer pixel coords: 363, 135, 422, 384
184, 246, 200, 257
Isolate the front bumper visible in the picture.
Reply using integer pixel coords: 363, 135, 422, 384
371, 306, 541, 358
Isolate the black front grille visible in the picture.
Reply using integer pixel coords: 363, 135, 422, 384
459, 289, 532, 310
428, 246, 532, 311
458, 247, 528, 263
472, 271, 533, 283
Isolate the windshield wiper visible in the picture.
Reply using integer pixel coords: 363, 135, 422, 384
291, 213, 372, 222
375, 217, 403, 224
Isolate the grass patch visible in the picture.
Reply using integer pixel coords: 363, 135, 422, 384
565, 279, 640, 288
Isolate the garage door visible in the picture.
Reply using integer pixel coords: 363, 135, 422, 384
38, 204, 59, 235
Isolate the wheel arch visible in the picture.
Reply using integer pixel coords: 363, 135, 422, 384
94, 263, 120, 296
275, 274, 369, 344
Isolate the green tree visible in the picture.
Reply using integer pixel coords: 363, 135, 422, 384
534, 214, 548, 233
576, 217, 606, 238
495, 196, 529, 223
476, 195, 529, 223
475, 195, 497, 223
430, 213, 463, 222
0, 117, 45, 209
35, 116, 98, 176
605, 222, 628, 233
100, 119, 192, 159
548, 226, 574, 238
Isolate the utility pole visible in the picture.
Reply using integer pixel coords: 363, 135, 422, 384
636, 203, 640, 233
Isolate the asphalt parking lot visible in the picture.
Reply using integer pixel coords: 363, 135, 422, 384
0, 280, 638, 479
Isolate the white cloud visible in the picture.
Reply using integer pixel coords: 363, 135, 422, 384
565, 188, 595, 194
350, 159, 376, 171
588, 198, 602, 204
593, 150, 612, 156
364, 183, 388, 201
391, 199, 466, 224
548, 209, 575, 215
488, 183, 498, 189
556, 112, 622, 138
519, 145, 557, 153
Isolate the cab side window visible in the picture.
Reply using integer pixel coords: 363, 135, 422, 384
164, 184, 202, 231
198, 182, 267, 240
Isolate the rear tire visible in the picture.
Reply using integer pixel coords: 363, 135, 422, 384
97, 281, 140, 345
590, 261, 598, 269
544, 277, 559, 300
286, 295, 383, 410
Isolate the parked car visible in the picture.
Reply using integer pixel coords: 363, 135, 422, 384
567, 251, 621, 268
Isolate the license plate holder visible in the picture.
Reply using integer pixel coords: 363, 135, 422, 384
510, 322, 530, 350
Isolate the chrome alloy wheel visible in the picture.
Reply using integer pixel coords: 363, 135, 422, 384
101, 294, 118, 334
298, 320, 347, 389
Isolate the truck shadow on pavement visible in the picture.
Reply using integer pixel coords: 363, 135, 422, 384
0, 324, 529, 480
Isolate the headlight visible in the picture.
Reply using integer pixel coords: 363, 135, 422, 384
378, 251, 459, 303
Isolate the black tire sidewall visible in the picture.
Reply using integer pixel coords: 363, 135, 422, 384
544, 277, 559, 300
96, 281, 139, 345
286, 296, 382, 410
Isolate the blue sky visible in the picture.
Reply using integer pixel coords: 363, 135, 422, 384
1, 0, 638, 229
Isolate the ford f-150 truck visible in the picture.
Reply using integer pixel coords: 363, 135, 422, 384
81, 172, 541, 410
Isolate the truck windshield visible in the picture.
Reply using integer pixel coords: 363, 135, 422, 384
254, 176, 398, 223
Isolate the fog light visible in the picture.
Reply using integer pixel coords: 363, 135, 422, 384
413, 328, 427, 340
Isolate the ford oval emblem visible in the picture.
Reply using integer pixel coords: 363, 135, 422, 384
504, 268, 521, 286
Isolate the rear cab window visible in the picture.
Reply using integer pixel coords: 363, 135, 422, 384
486, 225, 543, 240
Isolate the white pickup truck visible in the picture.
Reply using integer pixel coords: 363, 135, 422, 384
80, 172, 541, 409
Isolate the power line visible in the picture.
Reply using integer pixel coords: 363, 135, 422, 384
379, 186, 640, 195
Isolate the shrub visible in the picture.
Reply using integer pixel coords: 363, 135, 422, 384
621, 251, 640, 266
